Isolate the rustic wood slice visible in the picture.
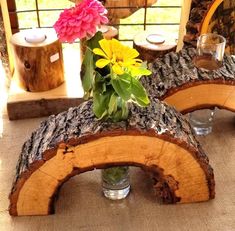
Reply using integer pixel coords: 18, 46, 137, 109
10, 29, 64, 92
9, 100, 214, 216
142, 47, 235, 114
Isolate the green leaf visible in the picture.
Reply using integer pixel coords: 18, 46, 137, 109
108, 93, 118, 115
93, 91, 112, 119
81, 48, 95, 99
131, 67, 152, 77
86, 32, 103, 51
111, 72, 149, 107
81, 32, 104, 99
130, 77, 150, 107
94, 71, 105, 91
129, 61, 152, 77
110, 74, 131, 101
120, 99, 129, 119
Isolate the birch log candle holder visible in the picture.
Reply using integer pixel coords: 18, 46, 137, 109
10, 28, 64, 92
9, 100, 214, 216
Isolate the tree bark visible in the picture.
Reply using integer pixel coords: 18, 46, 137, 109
184, 0, 214, 47
9, 100, 214, 216
142, 47, 235, 113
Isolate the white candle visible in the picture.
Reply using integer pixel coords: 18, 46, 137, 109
25, 28, 46, 44
146, 34, 165, 45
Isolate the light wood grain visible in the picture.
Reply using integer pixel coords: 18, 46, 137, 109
14, 135, 210, 216
177, 0, 192, 51
164, 83, 235, 113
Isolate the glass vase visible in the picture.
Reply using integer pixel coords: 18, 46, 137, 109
102, 166, 130, 200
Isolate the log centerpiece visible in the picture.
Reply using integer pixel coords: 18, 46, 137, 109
9, 100, 214, 216
142, 47, 235, 114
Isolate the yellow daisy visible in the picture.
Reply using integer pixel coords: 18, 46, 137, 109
93, 38, 142, 75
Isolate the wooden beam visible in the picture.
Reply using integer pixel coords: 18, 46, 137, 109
0, 0, 14, 72
177, 0, 192, 51
6, 0, 18, 33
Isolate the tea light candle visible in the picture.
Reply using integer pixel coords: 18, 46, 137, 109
25, 28, 47, 44
146, 34, 165, 45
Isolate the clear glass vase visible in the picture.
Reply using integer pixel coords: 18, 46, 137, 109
102, 166, 130, 200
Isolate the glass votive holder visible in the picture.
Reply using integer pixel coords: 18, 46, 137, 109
189, 109, 215, 136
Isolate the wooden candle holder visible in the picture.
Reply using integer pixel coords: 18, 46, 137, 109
133, 31, 177, 62
9, 100, 214, 216
10, 29, 64, 92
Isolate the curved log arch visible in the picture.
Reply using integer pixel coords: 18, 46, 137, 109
9, 101, 214, 216
163, 83, 235, 114
184, 0, 225, 46
185, 0, 235, 53
143, 47, 235, 114
200, 0, 224, 34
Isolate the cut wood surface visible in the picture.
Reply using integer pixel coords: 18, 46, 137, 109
142, 47, 235, 114
9, 100, 214, 216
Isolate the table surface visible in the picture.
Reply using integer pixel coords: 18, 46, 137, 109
0, 108, 235, 231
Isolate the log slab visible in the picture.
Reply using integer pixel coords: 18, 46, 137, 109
9, 100, 214, 216
142, 47, 235, 113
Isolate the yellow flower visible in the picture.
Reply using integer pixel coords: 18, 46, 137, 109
93, 38, 142, 75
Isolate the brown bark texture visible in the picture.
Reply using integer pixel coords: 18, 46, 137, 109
184, 0, 214, 46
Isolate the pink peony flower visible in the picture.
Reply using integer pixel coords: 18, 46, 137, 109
54, 0, 108, 43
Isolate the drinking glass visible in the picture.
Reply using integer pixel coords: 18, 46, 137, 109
102, 166, 130, 200
190, 33, 226, 135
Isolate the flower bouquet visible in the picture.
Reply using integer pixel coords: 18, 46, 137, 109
54, 0, 151, 199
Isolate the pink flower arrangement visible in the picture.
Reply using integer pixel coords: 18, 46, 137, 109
54, 0, 108, 43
